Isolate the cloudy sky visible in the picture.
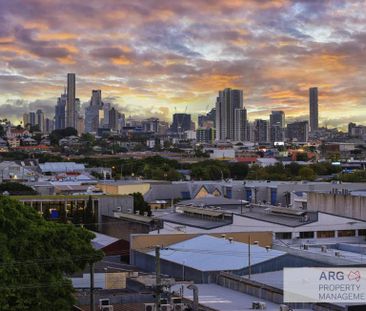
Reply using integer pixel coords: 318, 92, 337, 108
0, 0, 366, 128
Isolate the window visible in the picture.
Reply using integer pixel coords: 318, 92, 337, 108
317, 231, 335, 238
275, 232, 292, 240
299, 231, 314, 239
358, 229, 366, 236
338, 230, 356, 237
181, 191, 191, 200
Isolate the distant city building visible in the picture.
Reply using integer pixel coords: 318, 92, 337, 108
36, 109, 45, 132
66, 73, 77, 129
45, 118, 55, 134
287, 121, 309, 142
309, 87, 318, 132
215, 88, 243, 140
196, 128, 216, 143
85, 90, 103, 133
76, 116, 85, 135
270, 111, 285, 142
348, 122, 366, 138
234, 108, 247, 141
109, 107, 122, 131
55, 89, 67, 129
142, 118, 159, 133
23, 113, 29, 128
253, 119, 269, 143
198, 108, 216, 128
171, 113, 192, 134
29, 112, 36, 127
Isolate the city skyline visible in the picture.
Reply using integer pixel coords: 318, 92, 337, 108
1, 1, 366, 128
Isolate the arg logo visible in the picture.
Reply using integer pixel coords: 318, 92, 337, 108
319, 270, 361, 282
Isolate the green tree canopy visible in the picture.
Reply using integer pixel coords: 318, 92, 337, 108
49, 127, 78, 145
0, 182, 38, 195
0, 196, 102, 310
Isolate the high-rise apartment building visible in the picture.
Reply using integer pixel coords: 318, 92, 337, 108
55, 90, 67, 130
23, 113, 30, 128
215, 88, 243, 140
309, 87, 318, 132
29, 112, 36, 126
270, 111, 285, 142
36, 109, 45, 132
253, 119, 269, 143
85, 90, 104, 133
287, 121, 309, 142
234, 108, 247, 141
66, 73, 76, 128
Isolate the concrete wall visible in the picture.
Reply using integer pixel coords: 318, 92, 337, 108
101, 215, 151, 241
308, 192, 366, 220
97, 183, 151, 196
217, 272, 346, 311
130, 232, 273, 252
99, 195, 134, 217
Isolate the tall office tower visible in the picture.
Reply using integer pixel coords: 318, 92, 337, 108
196, 128, 216, 143
234, 108, 247, 141
109, 107, 119, 131
102, 102, 111, 128
118, 113, 126, 132
171, 113, 192, 134
76, 116, 85, 135
66, 73, 76, 128
29, 112, 36, 126
23, 113, 30, 128
45, 118, 55, 134
253, 119, 269, 144
269, 111, 285, 142
215, 88, 243, 140
35, 109, 45, 132
309, 87, 318, 132
55, 90, 67, 129
85, 90, 103, 133
287, 121, 309, 142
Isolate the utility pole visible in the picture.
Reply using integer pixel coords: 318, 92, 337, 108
248, 234, 251, 280
155, 245, 161, 310
90, 262, 95, 311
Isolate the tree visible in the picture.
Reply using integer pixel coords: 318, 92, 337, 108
131, 192, 151, 216
229, 162, 249, 179
299, 167, 315, 181
49, 127, 78, 145
0, 196, 103, 310
0, 182, 38, 195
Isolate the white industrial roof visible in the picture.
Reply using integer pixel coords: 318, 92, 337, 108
149, 235, 285, 272
39, 162, 85, 173
91, 232, 118, 250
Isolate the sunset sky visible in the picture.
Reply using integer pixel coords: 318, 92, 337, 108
0, 0, 366, 128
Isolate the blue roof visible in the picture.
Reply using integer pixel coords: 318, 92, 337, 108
148, 235, 285, 272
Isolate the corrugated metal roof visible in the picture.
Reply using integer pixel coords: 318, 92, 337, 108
39, 162, 85, 173
148, 235, 285, 272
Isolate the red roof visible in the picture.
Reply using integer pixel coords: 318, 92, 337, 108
236, 157, 258, 163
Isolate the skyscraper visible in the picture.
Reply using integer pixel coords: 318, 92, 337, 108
85, 90, 103, 133
215, 88, 243, 140
55, 89, 67, 129
287, 121, 309, 142
29, 112, 36, 126
36, 109, 45, 132
23, 113, 30, 128
309, 87, 318, 132
66, 73, 76, 128
269, 111, 285, 142
253, 119, 269, 143
234, 108, 247, 141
